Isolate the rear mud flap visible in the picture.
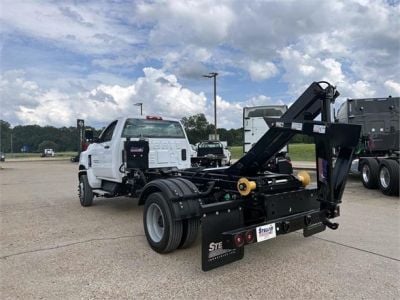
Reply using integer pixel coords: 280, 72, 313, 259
201, 208, 244, 271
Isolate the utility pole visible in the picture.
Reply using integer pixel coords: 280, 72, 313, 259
10, 132, 13, 156
202, 72, 218, 139
134, 102, 143, 116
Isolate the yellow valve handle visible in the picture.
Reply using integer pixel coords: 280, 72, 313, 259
297, 170, 311, 186
237, 178, 257, 196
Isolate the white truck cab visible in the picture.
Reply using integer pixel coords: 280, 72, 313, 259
79, 116, 191, 190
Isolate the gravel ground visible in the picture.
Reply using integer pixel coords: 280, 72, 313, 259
0, 161, 399, 299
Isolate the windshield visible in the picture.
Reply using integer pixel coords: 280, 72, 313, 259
198, 142, 223, 148
245, 106, 287, 118
122, 118, 185, 138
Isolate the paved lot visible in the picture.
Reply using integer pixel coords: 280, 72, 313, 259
1, 161, 399, 299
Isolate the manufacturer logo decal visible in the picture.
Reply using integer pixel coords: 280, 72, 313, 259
208, 241, 234, 260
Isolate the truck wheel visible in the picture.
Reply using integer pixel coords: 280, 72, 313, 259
79, 174, 93, 207
360, 158, 379, 189
378, 160, 399, 196
179, 218, 200, 249
144, 192, 183, 253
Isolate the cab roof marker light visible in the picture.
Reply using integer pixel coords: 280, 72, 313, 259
146, 116, 163, 120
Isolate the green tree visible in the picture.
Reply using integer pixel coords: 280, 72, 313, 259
0, 120, 12, 152
181, 114, 211, 144
38, 140, 58, 152
181, 114, 245, 146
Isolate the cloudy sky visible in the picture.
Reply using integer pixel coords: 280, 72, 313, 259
1, 0, 399, 129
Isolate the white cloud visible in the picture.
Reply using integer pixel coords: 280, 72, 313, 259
1, 68, 207, 127
279, 47, 377, 99
133, 0, 399, 89
1, 68, 288, 129
1, 0, 399, 129
384, 80, 400, 95
136, 0, 234, 47
204, 95, 284, 129
0, 0, 141, 55
246, 61, 278, 81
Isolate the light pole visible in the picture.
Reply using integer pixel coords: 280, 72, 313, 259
202, 72, 218, 139
10, 132, 13, 156
134, 102, 143, 116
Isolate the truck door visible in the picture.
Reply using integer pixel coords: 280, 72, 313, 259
92, 120, 117, 179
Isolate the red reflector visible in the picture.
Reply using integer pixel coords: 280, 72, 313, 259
234, 233, 245, 247
245, 230, 255, 244
146, 116, 163, 120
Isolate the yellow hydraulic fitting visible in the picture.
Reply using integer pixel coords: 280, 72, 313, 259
297, 170, 311, 186
237, 178, 257, 196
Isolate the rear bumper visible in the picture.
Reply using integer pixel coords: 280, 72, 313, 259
200, 188, 340, 271
191, 155, 227, 166
221, 208, 337, 250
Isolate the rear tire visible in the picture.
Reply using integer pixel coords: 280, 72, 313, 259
378, 160, 399, 196
360, 158, 379, 189
144, 192, 183, 253
179, 218, 200, 249
79, 174, 93, 207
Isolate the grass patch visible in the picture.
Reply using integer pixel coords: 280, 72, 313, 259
229, 143, 315, 161
229, 146, 244, 160
287, 144, 315, 161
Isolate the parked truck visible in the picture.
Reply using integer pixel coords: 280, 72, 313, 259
336, 96, 399, 196
78, 82, 361, 271
243, 105, 292, 174
191, 140, 231, 167
243, 105, 288, 153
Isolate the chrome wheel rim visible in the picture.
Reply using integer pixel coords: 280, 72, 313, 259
362, 164, 370, 183
379, 166, 390, 189
146, 203, 165, 243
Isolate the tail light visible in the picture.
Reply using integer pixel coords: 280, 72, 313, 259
244, 230, 255, 244
146, 116, 163, 120
234, 233, 245, 247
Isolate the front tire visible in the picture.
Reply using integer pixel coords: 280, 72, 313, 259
144, 193, 183, 253
360, 158, 379, 189
79, 174, 93, 207
378, 160, 399, 196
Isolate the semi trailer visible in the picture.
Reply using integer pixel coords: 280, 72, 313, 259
243, 105, 288, 153
336, 96, 399, 196
243, 105, 292, 174
78, 81, 361, 271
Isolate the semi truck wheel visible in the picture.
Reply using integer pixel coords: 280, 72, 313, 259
360, 158, 379, 189
79, 174, 93, 207
378, 160, 399, 196
179, 218, 200, 249
144, 192, 183, 253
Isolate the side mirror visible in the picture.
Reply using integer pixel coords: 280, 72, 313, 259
92, 137, 100, 143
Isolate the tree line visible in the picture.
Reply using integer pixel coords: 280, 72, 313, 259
0, 120, 101, 153
0, 115, 311, 153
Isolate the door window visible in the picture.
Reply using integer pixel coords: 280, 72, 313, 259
99, 121, 117, 142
